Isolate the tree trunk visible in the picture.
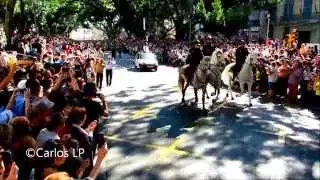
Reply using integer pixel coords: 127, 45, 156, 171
174, 17, 186, 40
19, 0, 25, 34
4, 0, 17, 47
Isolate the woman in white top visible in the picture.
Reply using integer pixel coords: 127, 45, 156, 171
105, 56, 115, 86
267, 62, 278, 97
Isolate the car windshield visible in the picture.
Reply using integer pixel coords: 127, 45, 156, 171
141, 53, 156, 60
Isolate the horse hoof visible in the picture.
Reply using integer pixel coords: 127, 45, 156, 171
248, 103, 252, 107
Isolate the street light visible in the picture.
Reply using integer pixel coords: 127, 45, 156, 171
32, 0, 37, 32
266, 12, 270, 40
187, 0, 193, 47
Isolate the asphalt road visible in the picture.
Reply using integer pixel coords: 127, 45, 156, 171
97, 54, 320, 180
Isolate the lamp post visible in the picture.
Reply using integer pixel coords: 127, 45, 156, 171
266, 12, 270, 40
187, 0, 193, 47
32, 0, 37, 32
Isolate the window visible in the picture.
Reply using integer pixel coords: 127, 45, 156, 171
315, 0, 320, 13
284, 0, 295, 18
303, 0, 313, 18
294, 0, 302, 15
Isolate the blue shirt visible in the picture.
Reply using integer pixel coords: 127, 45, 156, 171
0, 109, 13, 124
11, 95, 25, 117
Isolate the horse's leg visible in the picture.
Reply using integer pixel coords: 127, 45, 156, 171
202, 88, 206, 112
248, 81, 253, 106
224, 84, 229, 100
230, 84, 234, 100
181, 82, 189, 103
205, 88, 210, 99
239, 81, 245, 96
215, 85, 220, 101
194, 87, 198, 103
227, 78, 234, 100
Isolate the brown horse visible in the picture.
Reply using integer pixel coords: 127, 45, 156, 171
178, 56, 211, 111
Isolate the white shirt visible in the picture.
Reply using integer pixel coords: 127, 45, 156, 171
268, 67, 278, 82
105, 58, 115, 70
36, 128, 60, 145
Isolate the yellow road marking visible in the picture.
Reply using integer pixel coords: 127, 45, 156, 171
171, 85, 179, 92
131, 106, 156, 120
277, 129, 288, 144
157, 138, 186, 161
105, 135, 200, 159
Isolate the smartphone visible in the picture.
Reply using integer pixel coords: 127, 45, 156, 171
97, 134, 106, 148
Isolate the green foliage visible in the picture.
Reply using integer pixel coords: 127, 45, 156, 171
0, 0, 283, 39
194, 0, 280, 36
211, 0, 225, 25
195, 0, 209, 21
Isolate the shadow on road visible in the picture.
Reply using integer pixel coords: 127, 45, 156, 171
147, 104, 205, 138
101, 83, 320, 180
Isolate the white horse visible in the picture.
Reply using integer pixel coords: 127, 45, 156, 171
221, 52, 258, 106
210, 48, 226, 72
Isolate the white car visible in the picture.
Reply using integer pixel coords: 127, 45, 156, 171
135, 52, 158, 71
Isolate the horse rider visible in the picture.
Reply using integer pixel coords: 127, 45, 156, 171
202, 38, 214, 56
231, 40, 249, 80
186, 40, 203, 83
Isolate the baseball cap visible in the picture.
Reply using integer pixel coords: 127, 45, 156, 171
31, 97, 55, 113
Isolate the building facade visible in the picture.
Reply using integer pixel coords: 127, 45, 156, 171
273, 0, 320, 43
69, 27, 104, 41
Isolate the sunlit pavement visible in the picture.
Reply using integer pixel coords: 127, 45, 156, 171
97, 54, 320, 180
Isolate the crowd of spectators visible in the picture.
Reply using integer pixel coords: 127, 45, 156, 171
111, 35, 320, 106
0, 35, 110, 180
0, 33, 319, 179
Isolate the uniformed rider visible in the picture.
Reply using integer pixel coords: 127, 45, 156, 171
186, 40, 203, 83
231, 41, 249, 80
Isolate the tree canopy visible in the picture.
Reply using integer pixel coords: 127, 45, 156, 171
0, 0, 283, 43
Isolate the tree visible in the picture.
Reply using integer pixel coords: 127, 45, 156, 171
194, 0, 282, 36
4, 0, 17, 46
